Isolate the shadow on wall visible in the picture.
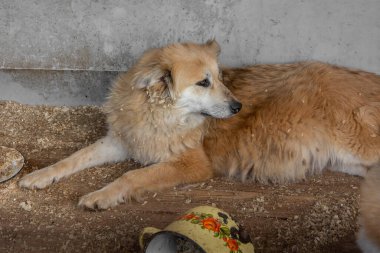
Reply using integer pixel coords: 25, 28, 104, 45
0, 69, 118, 105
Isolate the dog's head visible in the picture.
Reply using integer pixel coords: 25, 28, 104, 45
131, 40, 241, 119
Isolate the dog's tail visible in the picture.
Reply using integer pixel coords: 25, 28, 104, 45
357, 164, 380, 253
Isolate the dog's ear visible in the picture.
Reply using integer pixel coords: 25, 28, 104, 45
133, 65, 167, 89
134, 69, 173, 89
132, 49, 172, 89
205, 39, 221, 57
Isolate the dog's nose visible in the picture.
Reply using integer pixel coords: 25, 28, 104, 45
229, 100, 242, 114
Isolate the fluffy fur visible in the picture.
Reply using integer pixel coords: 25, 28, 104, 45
358, 166, 380, 252
19, 41, 380, 218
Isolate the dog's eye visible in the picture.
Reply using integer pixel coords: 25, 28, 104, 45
196, 79, 211, 88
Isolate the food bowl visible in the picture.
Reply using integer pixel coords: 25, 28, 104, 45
140, 205, 254, 253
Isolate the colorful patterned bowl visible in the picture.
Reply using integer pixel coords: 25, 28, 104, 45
140, 205, 254, 253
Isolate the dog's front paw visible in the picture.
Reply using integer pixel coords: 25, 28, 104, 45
78, 187, 128, 210
19, 168, 58, 189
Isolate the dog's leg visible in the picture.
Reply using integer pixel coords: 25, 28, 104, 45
19, 135, 127, 189
78, 148, 212, 209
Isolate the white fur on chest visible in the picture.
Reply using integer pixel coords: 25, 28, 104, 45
110, 107, 204, 165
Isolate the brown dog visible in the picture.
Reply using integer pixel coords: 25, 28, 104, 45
19, 40, 380, 220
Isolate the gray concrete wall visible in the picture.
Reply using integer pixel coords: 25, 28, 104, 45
0, 0, 379, 105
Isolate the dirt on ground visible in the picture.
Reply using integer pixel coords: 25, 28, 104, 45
0, 101, 362, 253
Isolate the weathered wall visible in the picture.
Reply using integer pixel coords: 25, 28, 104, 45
1, 0, 379, 105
